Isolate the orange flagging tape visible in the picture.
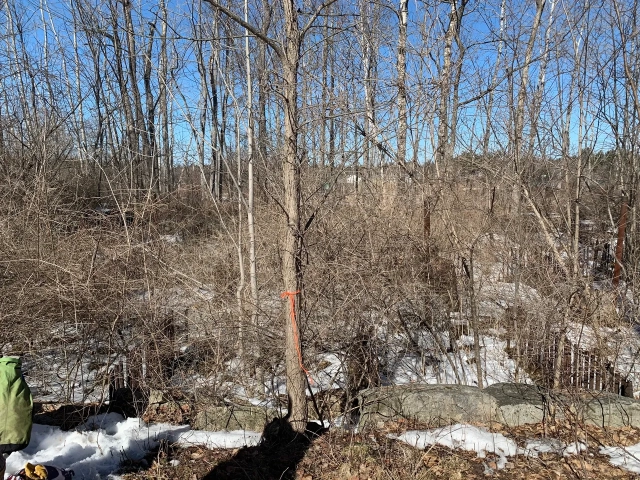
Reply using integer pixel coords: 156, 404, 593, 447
281, 290, 314, 385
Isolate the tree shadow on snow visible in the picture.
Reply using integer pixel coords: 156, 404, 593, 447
202, 419, 327, 480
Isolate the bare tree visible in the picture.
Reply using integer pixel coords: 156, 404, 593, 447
435, 0, 468, 176
357, 0, 380, 170
244, 0, 260, 361
157, 0, 173, 192
396, 0, 408, 168
202, 0, 337, 432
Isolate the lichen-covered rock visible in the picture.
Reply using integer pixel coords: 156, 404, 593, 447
357, 382, 640, 430
357, 384, 499, 428
580, 393, 640, 428
193, 405, 277, 431
483, 382, 551, 426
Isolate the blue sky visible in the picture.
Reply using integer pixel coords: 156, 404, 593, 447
0, 0, 625, 168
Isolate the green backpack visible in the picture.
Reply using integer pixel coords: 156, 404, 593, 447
0, 357, 33, 454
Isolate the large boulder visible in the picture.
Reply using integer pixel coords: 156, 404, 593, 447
357, 384, 499, 428
193, 404, 277, 431
483, 383, 551, 426
485, 384, 640, 428
579, 393, 640, 428
356, 382, 640, 430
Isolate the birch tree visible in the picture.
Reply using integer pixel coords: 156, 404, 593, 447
396, 0, 408, 168
435, 0, 468, 176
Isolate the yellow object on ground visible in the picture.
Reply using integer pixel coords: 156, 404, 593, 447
24, 462, 49, 480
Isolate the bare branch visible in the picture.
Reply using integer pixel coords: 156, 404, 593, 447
201, 0, 283, 57
301, 0, 340, 37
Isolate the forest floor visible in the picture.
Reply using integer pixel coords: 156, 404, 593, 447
120, 419, 640, 480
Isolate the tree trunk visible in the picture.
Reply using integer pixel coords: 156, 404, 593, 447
396, 0, 408, 168
122, 1, 152, 192
512, 0, 545, 313
256, 0, 271, 168
210, 12, 223, 200
280, 0, 307, 433
201, 0, 337, 433
244, 0, 260, 357
158, 0, 171, 192
436, 0, 467, 175
143, 21, 158, 193
482, 0, 506, 154
194, 15, 209, 196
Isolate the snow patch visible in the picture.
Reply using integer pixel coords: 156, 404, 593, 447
4, 416, 260, 480
393, 424, 518, 469
601, 443, 640, 473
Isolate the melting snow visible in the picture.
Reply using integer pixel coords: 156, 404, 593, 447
3, 414, 260, 480
393, 424, 518, 469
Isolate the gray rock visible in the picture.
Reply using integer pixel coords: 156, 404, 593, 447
193, 405, 277, 431
358, 384, 499, 428
580, 393, 640, 428
148, 389, 165, 405
356, 382, 640, 430
483, 383, 550, 426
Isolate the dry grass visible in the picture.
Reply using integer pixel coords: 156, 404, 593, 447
2, 169, 639, 480
119, 420, 640, 480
